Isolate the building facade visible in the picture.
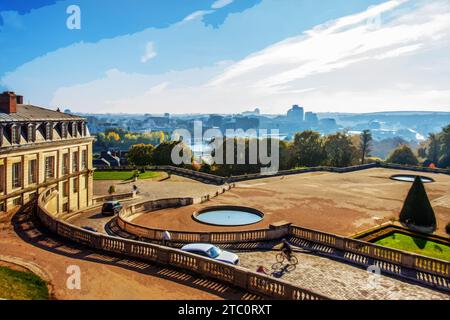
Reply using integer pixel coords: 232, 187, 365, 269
0, 91, 94, 213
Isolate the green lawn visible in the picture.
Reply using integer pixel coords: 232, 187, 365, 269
93, 171, 160, 181
375, 233, 450, 261
0, 266, 49, 300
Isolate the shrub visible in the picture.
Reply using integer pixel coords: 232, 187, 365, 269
108, 185, 116, 195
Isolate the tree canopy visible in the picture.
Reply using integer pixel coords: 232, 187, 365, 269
386, 145, 419, 166
127, 144, 155, 166
292, 130, 326, 167
323, 132, 357, 167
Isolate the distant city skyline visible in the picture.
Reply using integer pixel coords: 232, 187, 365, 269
1, 0, 450, 114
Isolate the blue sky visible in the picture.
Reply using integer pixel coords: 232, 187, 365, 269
1, 0, 449, 114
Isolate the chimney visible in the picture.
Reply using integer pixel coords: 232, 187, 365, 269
0, 91, 18, 114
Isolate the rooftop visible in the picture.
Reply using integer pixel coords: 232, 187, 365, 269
0, 104, 85, 123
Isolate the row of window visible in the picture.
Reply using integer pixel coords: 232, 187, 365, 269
0, 121, 87, 146
61, 176, 88, 197
0, 149, 88, 191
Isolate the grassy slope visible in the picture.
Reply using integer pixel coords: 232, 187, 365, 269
0, 266, 49, 300
375, 233, 450, 261
93, 171, 160, 181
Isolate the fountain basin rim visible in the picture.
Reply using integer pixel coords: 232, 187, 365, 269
193, 205, 264, 227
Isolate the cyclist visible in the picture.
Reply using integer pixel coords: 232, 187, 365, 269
280, 238, 293, 260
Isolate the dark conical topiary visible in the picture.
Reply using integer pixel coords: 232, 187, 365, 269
399, 176, 436, 233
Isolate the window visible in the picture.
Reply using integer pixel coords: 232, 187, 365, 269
45, 122, 53, 140
45, 156, 55, 180
72, 151, 79, 172
12, 162, 22, 188
28, 159, 37, 184
27, 125, 36, 142
84, 174, 89, 190
0, 164, 4, 193
28, 192, 37, 201
62, 153, 69, 175
12, 197, 22, 206
62, 181, 69, 197
11, 125, 20, 144
81, 150, 87, 170
72, 122, 78, 137
61, 123, 68, 139
73, 177, 78, 193
62, 202, 69, 212
0, 202, 5, 212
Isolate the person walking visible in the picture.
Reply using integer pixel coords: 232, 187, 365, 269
162, 230, 171, 247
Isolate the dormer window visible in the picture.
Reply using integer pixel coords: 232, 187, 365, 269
45, 122, 53, 140
71, 122, 78, 138
27, 124, 36, 143
79, 122, 85, 136
11, 125, 20, 144
61, 122, 68, 139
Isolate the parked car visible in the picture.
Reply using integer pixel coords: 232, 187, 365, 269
81, 226, 97, 233
181, 243, 239, 265
101, 200, 122, 216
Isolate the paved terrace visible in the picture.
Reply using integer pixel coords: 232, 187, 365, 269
237, 246, 448, 300
130, 168, 450, 237
66, 169, 450, 300
69, 175, 222, 233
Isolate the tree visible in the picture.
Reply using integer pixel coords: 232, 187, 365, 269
438, 124, 450, 168
426, 133, 440, 165
386, 145, 419, 166
127, 144, 155, 166
152, 141, 192, 166
359, 130, 373, 164
106, 131, 121, 142
399, 176, 436, 233
292, 131, 326, 167
323, 132, 357, 167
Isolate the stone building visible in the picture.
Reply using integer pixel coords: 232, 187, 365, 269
0, 91, 94, 213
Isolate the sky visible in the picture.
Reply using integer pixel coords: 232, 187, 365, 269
0, 0, 449, 114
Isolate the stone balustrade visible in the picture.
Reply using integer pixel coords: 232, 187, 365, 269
37, 188, 328, 300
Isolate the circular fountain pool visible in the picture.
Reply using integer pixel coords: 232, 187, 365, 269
390, 174, 434, 183
193, 206, 264, 226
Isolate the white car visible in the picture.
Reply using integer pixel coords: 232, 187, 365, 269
181, 243, 239, 265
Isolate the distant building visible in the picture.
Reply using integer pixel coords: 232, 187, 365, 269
287, 105, 304, 122
319, 118, 337, 127
93, 158, 110, 168
242, 108, 261, 116
99, 151, 121, 167
305, 111, 318, 123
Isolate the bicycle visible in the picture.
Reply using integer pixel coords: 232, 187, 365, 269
273, 251, 299, 272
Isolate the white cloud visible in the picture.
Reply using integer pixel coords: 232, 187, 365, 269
140, 42, 157, 63
51, 0, 450, 114
210, 0, 450, 89
212, 0, 234, 9
182, 10, 214, 22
